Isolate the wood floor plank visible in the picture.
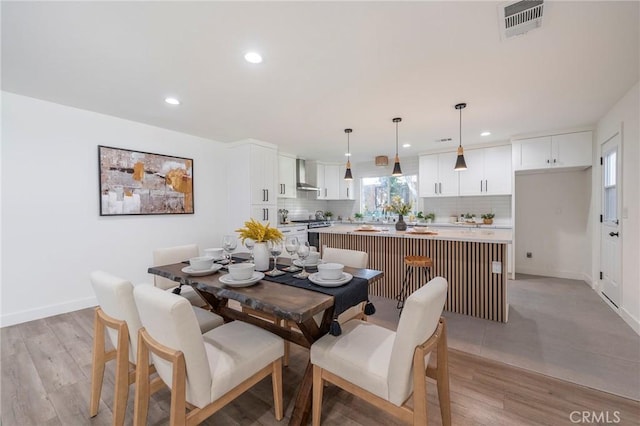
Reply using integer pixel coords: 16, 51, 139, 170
2, 307, 638, 426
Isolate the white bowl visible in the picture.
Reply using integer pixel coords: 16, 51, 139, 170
413, 226, 429, 232
227, 263, 255, 280
189, 256, 215, 271
360, 224, 374, 230
204, 247, 224, 259
317, 262, 344, 280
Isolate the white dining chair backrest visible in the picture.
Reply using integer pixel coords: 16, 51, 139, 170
152, 244, 199, 290
90, 270, 143, 363
387, 277, 447, 405
133, 284, 213, 408
322, 247, 368, 268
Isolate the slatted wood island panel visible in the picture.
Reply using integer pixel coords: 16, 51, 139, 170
317, 226, 512, 322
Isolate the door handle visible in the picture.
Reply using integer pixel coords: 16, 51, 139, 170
609, 232, 619, 237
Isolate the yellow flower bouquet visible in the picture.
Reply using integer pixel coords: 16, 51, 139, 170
235, 218, 283, 243
385, 195, 412, 216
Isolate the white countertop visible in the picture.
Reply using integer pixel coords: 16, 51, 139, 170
338, 220, 511, 229
314, 224, 512, 244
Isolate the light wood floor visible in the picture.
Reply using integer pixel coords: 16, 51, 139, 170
2, 306, 639, 426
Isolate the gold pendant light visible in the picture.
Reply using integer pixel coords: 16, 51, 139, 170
392, 117, 403, 176
454, 103, 468, 171
344, 128, 353, 180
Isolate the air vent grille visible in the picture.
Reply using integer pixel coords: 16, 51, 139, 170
499, 0, 544, 40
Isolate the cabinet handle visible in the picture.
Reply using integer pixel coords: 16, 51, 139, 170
439, 183, 442, 194
480, 181, 483, 192
485, 180, 488, 192
347, 187, 349, 198
553, 159, 557, 164
283, 184, 285, 194
266, 189, 269, 202
434, 183, 437, 194
325, 188, 327, 197
547, 159, 550, 164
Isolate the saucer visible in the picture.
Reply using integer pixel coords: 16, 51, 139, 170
293, 259, 323, 267
308, 272, 353, 287
355, 227, 380, 232
219, 271, 265, 287
181, 264, 223, 276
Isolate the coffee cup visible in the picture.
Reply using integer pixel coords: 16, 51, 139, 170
204, 247, 224, 260
228, 263, 255, 280
189, 256, 215, 271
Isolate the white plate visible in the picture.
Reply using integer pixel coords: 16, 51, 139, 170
308, 272, 353, 287
293, 259, 324, 267
182, 264, 223, 276
219, 271, 265, 287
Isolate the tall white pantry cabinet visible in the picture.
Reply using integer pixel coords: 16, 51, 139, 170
226, 140, 278, 231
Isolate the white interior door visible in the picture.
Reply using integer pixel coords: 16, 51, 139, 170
600, 132, 622, 307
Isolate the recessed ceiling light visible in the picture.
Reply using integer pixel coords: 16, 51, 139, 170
402, 143, 411, 148
164, 97, 180, 105
481, 131, 491, 136
244, 52, 263, 64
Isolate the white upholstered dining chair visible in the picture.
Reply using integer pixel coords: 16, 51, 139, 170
89, 271, 224, 425
132, 285, 284, 426
152, 244, 207, 307
321, 247, 369, 323
310, 277, 451, 426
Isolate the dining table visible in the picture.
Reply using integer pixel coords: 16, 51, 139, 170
148, 254, 384, 426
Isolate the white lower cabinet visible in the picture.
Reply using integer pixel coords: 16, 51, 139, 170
512, 131, 592, 171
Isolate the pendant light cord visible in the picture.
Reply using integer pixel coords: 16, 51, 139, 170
395, 121, 399, 155
459, 107, 462, 148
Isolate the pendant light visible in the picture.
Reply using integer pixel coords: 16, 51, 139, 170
344, 128, 353, 180
392, 117, 403, 176
454, 103, 468, 171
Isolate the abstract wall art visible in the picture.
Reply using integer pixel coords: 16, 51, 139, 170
98, 146, 194, 216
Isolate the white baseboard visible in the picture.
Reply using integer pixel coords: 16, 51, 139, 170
582, 272, 593, 287
514, 267, 587, 281
1, 296, 98, 327
620, 307, 640, 335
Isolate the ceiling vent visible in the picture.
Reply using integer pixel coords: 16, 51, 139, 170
499, 0, 544, 40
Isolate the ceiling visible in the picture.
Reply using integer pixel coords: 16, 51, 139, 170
2, 1, 638, 163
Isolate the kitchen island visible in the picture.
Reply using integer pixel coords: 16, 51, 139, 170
316, 224, 512, 322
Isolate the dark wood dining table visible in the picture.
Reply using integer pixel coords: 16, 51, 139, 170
148, 255, 383, 426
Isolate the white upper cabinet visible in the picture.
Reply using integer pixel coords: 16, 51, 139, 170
226, 140, 278, 229
512, 131, 592, 171
278, 154, 297, 198
458, 145, 512, 196
418, 152, 459, 197
308, 161, 352, 200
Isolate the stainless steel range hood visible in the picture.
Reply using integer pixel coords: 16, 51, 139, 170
296, 159, 320, 191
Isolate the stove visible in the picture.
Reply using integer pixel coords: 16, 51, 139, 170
291, 219, 332, 229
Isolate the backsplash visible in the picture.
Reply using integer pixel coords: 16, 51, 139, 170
422, 195, 512, 225
277, 193, 328, 222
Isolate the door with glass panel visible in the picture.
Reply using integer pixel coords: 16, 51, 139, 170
600, 132, 622, 307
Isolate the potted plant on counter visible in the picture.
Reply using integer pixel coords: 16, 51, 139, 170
425, 212, 436, 223
384, 195, 412, 231
235, 219, 284, 271
481, 213, 495, 225
354, 212, 364, 222
324, 211, 334, 221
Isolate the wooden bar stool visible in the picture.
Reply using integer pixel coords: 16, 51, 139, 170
396, 255, 433, 312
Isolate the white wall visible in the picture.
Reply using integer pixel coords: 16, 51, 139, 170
594, 82, 640, 333
1, 93, 228, 326
514, 169, 592, 280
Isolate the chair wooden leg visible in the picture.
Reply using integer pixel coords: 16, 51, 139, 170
436, 320, 452, 426
312, 365, 324, 426
89, 308, 105, 417
113, 324, 130, 426
133, 331, 151, 426
412, 345, 428, 426
169, 351, 187, 426
272, 358, 283, 420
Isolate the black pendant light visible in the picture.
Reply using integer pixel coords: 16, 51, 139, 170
454, 103, 468, 171
344, 128, 353, 180
392, 117, 403, 176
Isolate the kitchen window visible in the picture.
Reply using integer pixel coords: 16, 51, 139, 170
360, 175, 418, 218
